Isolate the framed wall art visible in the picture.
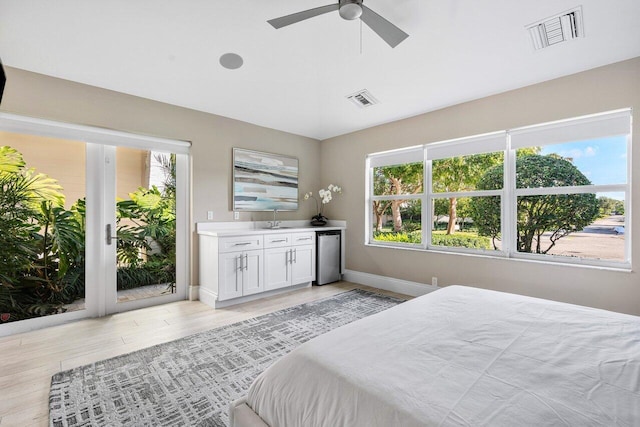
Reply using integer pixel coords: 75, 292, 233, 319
233, 148, 299, 211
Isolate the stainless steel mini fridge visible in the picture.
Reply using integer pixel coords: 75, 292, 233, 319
316, 231, 341, 285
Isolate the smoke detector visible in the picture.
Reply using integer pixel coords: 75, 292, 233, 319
347, 89, 379, 108
526, 6, 584, 50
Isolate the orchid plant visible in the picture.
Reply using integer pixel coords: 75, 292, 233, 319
303, 184, 342, 221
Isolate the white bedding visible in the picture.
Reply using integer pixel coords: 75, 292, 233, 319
244, 286, 640, 426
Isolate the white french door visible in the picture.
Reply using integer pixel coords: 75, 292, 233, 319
0, 113, 190, 336
86, 144, 189, 316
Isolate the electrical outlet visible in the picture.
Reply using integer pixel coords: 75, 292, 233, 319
432, 276, 438, 287
234, 211, 239, 220
207, 211, 214, 220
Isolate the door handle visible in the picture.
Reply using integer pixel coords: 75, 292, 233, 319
105, 224, 118, 245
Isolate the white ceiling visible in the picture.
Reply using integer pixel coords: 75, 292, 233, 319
1, 1, 639, 140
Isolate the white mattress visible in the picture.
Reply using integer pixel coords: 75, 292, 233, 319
245, 286, 640, 426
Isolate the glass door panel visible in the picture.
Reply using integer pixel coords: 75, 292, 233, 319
0, 113, 189, 335
0, 131, 87, 325
106, 147, 178, 311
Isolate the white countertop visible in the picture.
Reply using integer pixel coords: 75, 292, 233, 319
197, 220, 346, 237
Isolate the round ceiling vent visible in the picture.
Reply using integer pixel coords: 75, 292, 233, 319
219, 53, 244, 70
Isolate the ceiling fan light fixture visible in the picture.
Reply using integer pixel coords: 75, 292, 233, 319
339, 0, 363, 20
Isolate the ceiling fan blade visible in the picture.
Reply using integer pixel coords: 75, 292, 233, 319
268, 4, 339, 29
361, 5, 409, 48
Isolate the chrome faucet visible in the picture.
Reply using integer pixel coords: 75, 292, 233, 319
268, 209, 281, 229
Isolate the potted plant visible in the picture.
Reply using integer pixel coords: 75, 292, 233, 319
303, 184, 342, 226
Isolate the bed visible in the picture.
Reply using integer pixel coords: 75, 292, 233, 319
230, 285, 640, 426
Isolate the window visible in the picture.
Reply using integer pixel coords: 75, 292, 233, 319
369, 147, 423, 245
429, 133, 506, 253
365, 109, 631, 268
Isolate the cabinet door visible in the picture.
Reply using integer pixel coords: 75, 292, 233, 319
242, 250, 263, 296
264, 247, 291, 291
291, 244, 315, 285
218, 252, 243, 301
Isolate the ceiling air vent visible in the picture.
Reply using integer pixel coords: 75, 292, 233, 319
347, 89, 379, 108
526, 6, 584, 50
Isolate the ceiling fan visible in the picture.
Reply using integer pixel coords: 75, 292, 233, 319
268, 0, 409, 48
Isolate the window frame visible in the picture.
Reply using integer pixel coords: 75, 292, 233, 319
368, 152, 425, 248
365, 109, 632, 269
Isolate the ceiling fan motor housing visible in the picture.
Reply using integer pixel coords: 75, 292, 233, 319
339, 0, 363, 20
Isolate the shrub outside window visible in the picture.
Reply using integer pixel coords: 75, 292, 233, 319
371, 159, 423, 246
365, 109, 631, 268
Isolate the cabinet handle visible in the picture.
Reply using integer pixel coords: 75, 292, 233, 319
233, 242, 252, 246
236, 255, 241, 293
244, 254, 249, 271
297, 237, 311, 241
293, 248, 297, 263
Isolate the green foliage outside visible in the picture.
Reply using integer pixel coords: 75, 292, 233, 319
372, 163, 423, 232
373, 229, 491, 249
0, 146, 176, 323
432, 152, 504, 234
373, 151, 608, 253
431, 232, 491, 249
373, 230, 421, 244
598, 196, 624, 216
471, 154, 600, 254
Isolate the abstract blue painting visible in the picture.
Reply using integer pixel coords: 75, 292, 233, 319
233, 148, 299, 211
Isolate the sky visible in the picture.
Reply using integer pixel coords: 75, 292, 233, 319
539, 135, 627, 200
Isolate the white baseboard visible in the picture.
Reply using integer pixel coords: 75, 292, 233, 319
198, 286, 218, 307
189, 285, 199, 301
343, 269, 438, 297
197, 283, 312, 309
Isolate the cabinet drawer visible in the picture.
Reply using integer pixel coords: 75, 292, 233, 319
264, 233, 292, 248
291, 232, 316, 246
219, 235, 263, 253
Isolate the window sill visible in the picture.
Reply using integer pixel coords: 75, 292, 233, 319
365, 242, 632, 273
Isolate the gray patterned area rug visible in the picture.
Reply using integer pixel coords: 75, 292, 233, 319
49, 289, 404, 427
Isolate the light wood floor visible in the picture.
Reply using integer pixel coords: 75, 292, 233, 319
0, 282, 408, 427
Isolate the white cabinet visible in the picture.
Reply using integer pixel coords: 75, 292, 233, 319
199, 234, 264, 304
264, 247, 291, 291
218, 249, 263, 300
198, 228, 327, 308
291, 244, 314, 284
216, 235, 264, 301
264, 232, 316, 292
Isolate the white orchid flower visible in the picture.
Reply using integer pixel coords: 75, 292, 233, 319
303, 184, 342, 220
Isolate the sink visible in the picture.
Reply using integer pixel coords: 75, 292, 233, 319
263, 226, 292, 230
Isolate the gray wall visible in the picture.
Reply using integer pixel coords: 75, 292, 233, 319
3, 58, 639, 315
320, 57, 640, 315
1, 67, 321, 284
